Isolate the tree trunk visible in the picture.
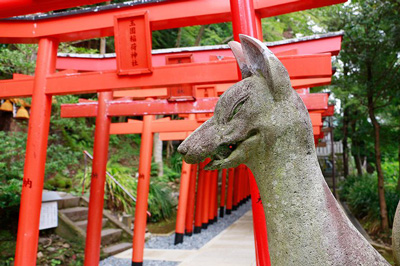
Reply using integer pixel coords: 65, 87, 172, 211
397, 117, 400, 191
166, 140, 173, 161
175, 28, 182, 48
153, 115, 164, 177
100, 38, 106, 54
369, 107, 388, 230
354, 153, 363, 176
350, 118, 363, 176
194, 25, 206, 46
342, 106, 350, 178
367, 62, 389, 230
153, 133, 163, 177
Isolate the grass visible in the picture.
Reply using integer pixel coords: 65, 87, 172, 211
147, 213, 177, 235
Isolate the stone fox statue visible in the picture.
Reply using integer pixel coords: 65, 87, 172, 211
177, 34, 398, 265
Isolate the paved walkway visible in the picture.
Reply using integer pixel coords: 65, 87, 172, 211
114, 210, 256, 265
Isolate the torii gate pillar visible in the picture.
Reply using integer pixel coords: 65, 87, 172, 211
15, 37, 59, 266
230, 0, 270, 265
84, 91, 112, 266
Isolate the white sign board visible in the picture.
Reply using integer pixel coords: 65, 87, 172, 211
39, 201, 58, 230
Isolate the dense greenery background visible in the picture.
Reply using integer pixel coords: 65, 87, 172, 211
0, 1, 399, 262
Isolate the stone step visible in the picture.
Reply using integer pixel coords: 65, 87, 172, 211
101, 228, 122, 246
60, 207, 88, 222
57, 195, 81, 210
75, 218, 108, 230
102, 242, 132, 256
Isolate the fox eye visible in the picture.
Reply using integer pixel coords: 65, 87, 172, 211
228, 97, 247, 121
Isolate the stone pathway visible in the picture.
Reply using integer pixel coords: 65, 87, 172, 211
108, 210, 256, 266
178, 211, 256, 266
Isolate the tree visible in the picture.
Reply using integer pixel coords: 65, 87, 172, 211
327, 0, 400, 230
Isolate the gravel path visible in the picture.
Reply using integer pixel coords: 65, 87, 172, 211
100, 200, 251, 266
146, 200, 251, 250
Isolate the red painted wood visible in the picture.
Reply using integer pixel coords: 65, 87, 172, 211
0, 0, 345, 43
185, 164, 198, 234
14, 37, 58, 266
175, 160, 192, 236
84, 91, 112, 266
0, 54, 332, 98
132, 114, 154, 264
194, 162, 206, 232
56, 35, 342, 72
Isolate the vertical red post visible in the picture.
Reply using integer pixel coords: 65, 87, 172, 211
233, 167, 240, 210
208, 170, 217, 224
14, 37, 58, 266
214, 170, 219, 222
201, 160, 212, 229
226, 168, 235, 214
230, 0, 258, 42
194, 162, 205, 233
238, 166, 243, 206
255, 12, 263, 42
132, 114, 154, 266
175, 160, 192, 244
219, 169, 227, 217
185, 164, 198, 236
230, 0, 270, 264
84, 91, 112, 266
249, 169, 271, 266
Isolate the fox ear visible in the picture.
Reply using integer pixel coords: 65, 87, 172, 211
239, 34, 292, 100
228, 41, 252, 78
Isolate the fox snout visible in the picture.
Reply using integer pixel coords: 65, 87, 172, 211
178, 118, 219, 164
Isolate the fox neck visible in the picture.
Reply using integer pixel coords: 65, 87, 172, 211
246, 126, 390, 265
247, 129, 335, 263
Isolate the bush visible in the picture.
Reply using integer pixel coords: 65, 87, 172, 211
339, 161, 400, 229
148, 180, 174, 222
76, 162, 174, 223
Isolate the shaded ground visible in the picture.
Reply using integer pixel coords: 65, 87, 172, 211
100, 200, 252, 266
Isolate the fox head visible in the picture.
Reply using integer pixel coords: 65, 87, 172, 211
178, 34, 314, 170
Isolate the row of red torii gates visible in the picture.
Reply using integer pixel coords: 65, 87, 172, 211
0, 0, 344, 265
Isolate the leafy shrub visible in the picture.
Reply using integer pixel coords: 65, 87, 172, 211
148, 180, 174, 222
340, 161, 400, 229
167, 151, 182, 174
76, 162, 174, 222
105, 163, 138, 214
0, 131, 27, 180
0, 179, 22, 209
44, 174, 73, 190
160, 164, 181, 182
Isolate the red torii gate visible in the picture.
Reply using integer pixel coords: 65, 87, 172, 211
0, 0, 345, 265
60, 82, 329, 266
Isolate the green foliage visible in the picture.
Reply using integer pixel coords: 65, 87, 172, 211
0, 179, 22, 209
161, 164, 181, 182
76, 161, 174, 222
44, 174, 73, 190
58, 42, 99, 54
167, 151, 182, 174
0, 230, 16, 264
0, 44, 37, 78
262, 9, 326, 41
152, 23, 233, 49
0, 131, 27, 180
51, 95, 96, 151
152, 29, 179, 49
340, 161, 400, 228
148, 179, 174, 222
104, 163, 138, 214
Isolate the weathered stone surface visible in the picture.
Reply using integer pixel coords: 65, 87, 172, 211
101, 228, 122, 246
178, 34, 392, 265
393, 201, 400, 265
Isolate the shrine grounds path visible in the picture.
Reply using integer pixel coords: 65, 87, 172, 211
100, 201, 255, 265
